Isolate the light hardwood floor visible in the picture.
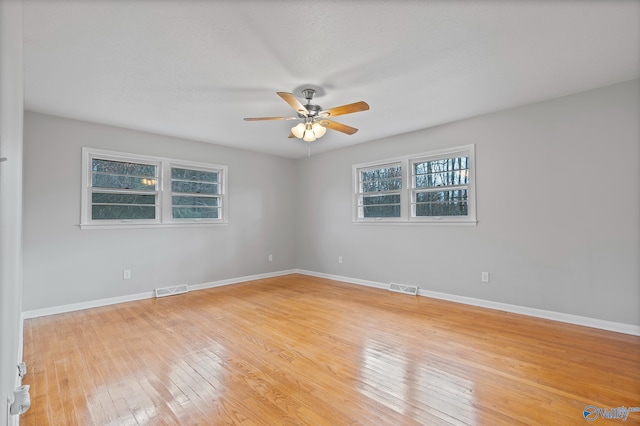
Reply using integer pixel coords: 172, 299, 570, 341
22, 274, 640, 425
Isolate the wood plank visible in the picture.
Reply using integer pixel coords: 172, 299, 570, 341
21, 274, 640, 425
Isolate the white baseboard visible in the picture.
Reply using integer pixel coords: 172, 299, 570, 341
189, 270, 297, 291
22, 268, 640, 336
295, 269, 640, 336
22, 269, 297, 319
22, 290, 155, 319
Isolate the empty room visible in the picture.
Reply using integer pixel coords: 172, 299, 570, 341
1, 1, 639, 425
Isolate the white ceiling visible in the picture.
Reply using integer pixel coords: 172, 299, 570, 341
22, 1, 640, 159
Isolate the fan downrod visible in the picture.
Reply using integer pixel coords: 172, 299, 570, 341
302, 88, 316, 102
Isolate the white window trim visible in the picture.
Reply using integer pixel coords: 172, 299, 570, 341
352, 144, 477, 226
81, 147, 228, 230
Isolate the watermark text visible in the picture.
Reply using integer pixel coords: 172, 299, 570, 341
584, 405, 640, 422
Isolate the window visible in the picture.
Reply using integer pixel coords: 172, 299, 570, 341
81, 148, 227, 229
411, 154, 470, 218
353, 145, 476, 224
357, 163, 402, 218
171, 167, 221, 220
90, 157, 159, 222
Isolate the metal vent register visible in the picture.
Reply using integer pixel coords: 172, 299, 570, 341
155, 284, 189, 298
388, 283, 418, 295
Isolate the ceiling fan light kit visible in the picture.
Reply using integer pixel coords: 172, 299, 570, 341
291, 120, 327, 142
244, 88, 369, 144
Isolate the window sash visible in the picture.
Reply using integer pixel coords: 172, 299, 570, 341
91, 189, 160, 221
411, 187, 470, 217
87, 154, 160, 224
358, 193, 402, 219
410, 153, 471, 220
170, 165, 223, 220
356, 162, 403, 219
412, 155, 470, 190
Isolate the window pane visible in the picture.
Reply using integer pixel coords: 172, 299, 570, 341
414, 156, 469, 188
362, 205, 401, 218
92, 159, 156, 177
415, 190, 468, 203
92, 205, 156, 220
172, 207, 219, 219
171, 181, 218, 194
172, 168, 218, 183
91, 193, 157, 218
362, 194, 401, 206
362, 178, 402, 192
361, 166, 401, 181
361, 166, 402, 193
415, 189, 468, 216
92, 193, 156, 205
415, 202, 468, 216
172, 196, 218, 207
92, 174, 156, 190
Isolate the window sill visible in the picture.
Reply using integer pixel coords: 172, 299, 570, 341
79, 222, 229, 230
352, 219, 477, 226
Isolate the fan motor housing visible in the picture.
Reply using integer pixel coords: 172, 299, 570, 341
300, 103, 322, 118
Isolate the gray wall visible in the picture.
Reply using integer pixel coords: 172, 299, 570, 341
296, 80, 640, 326
22, 112, 297, 311
0, 0, 24, 423
22, 80, 640, 328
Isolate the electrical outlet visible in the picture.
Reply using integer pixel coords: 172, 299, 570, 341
481, 272, 489, 283
123, 269, 131, 280
17, 362, 27, 378
268, 254, 273, 262
338, 256, 343, 264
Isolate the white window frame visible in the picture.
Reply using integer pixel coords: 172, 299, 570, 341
81, 148, 228, 229
352, 145, 476, 225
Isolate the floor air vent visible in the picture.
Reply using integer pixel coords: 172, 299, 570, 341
155, 284, 189, 298
388, 282, 418, 295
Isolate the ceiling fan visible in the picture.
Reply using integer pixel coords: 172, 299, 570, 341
244, 88, 369, 142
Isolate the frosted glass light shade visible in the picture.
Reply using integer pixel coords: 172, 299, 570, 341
312, 122, 327, 137
291, 123, 305, 138
292, 121, 325, 142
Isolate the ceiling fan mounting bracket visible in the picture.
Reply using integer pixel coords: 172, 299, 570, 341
302, 88, 316, 102
293, 84, 326, 99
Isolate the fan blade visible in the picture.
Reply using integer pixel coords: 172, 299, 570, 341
320, 120, 358, 135
277, 92, 309, 115
288, 132, 296, 138
319, 101, 369, 118
243, 116, 297, 121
